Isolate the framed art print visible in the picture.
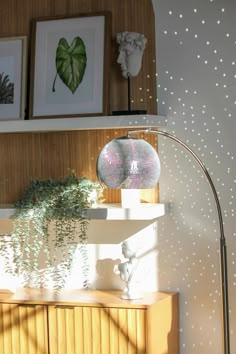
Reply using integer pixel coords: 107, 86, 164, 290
0, 37, 27, 120
29, 13, 111, 119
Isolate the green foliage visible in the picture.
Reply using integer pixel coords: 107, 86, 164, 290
0, 170, 103, 289
0, 72, 14, 103
53, 37, 87, 93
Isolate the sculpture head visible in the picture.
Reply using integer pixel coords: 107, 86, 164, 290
116, 31, 147, 79
121, 239, 138, 260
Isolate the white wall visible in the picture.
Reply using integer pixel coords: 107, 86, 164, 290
152, 0, 236, 353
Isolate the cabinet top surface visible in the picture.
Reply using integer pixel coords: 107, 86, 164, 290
0, 288, 178, 308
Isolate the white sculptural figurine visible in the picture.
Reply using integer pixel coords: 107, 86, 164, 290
116, 31, 147, 79
114, 239, 143, 299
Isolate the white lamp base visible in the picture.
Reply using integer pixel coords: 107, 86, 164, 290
121, 189, 140, 208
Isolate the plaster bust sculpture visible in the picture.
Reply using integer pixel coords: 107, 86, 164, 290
114, 239, 143, 299
116, 31, 147, 79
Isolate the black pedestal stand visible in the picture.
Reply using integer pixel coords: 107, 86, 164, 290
112, 75, 147, 116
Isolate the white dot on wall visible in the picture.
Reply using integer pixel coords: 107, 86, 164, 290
179, 14, 183, 18
169, 11, 172, 15
217, 20, 221, 24
202, 20, 205, 24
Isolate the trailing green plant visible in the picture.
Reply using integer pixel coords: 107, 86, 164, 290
0, 170, 103, 289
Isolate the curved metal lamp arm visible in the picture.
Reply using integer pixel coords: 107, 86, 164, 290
128, 128, 230, 354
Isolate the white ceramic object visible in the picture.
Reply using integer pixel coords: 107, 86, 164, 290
116, 31, 147, 79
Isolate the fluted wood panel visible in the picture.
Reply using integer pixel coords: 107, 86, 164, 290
0, 0, 157, 114
0, 0, 158, 204
0, 304, 48, 354
48, 305, 146, 354
0, 290, 179, 354
0, 129, 158, 204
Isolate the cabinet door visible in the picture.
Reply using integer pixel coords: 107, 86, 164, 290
0, 303, 48, 354
48, 305, 146, 354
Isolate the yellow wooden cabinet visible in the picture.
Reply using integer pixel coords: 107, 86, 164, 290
0, 289, 179, 354
0, 303, 48, 354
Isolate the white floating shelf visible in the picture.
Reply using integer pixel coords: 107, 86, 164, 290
0, 114, 167, 133
86, 203, 168, 220
0, 203, 168, 221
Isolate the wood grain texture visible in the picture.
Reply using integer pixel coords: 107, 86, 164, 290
0, 129, 158, 204
0, 0, 157, 113
0, 290, 178, 354
0, 0, 158, 204
48, 306, 146, 354
0, 303, 48, 354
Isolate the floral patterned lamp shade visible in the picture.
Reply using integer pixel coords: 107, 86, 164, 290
96, 136, 161, 189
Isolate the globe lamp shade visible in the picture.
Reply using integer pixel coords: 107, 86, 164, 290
96, 136, 161, 189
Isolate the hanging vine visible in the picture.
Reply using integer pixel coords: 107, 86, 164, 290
0, 170, 103, 289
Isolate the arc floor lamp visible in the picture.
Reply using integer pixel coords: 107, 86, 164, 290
97, 128, 230, 354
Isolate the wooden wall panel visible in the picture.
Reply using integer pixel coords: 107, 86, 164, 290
0, 134, 42, 203
0, 0, 158, 204
0, 130, 158, 204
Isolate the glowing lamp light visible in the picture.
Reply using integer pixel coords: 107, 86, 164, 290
96, 136, 161, 189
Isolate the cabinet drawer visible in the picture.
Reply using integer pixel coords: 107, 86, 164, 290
0, 303, 48, 354
48, 305, 146, 354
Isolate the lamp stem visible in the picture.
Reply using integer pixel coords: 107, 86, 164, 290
128, 128, 230, 354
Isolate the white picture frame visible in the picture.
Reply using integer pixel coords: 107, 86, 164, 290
29, 13, 111, 119
0, 37, 27, 120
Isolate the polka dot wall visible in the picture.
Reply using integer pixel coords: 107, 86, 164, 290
152, 0, 235, 353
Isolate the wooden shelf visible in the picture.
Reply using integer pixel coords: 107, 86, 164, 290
0, 203, 168, 221
0, 114, 167, 133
